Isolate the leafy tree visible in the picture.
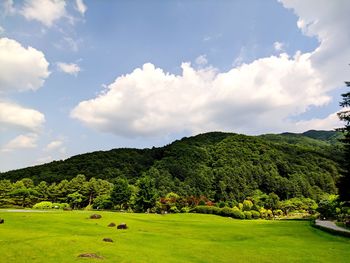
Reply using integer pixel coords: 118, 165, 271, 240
67, 192, 83, 209
110, 178, 132, 209
337, 80, 350, 201
135, 176, 157, 212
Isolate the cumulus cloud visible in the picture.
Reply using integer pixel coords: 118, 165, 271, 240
72, 1, 349, 137
279, 0, 350, 89
75, 0, 87, 16
1, 133, 38, 152
0, 26, 5, 35
0, 38, 50, 94
57, 62, 81, 76
21, 0, 66, 27
0, 101, 45, 132
71, 54, 330, 136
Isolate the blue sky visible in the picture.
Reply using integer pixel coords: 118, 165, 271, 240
0, 0, 349, 172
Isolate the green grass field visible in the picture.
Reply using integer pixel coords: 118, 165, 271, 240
0, 210, 349, 263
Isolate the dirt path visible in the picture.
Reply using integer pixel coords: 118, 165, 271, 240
315, 219, 350, 233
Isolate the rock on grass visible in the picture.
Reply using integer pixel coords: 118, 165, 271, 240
78, 253, 104, 259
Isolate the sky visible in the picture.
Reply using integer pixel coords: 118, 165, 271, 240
0, 0, 349, 172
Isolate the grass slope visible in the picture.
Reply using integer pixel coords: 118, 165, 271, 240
0, 211, 349, 263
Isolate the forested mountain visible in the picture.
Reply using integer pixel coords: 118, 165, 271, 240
0, 130, 342, 202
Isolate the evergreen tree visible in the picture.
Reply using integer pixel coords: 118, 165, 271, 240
337, 80, 350, 201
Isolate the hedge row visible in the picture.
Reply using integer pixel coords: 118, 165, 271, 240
192, 206, 261, 219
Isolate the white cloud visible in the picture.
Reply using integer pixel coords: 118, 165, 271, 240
0, 37, 50, 94
21, 0, 66, 27
295, 112, 342, 132
71, 54, 330, 137
57, 62, 81, 76
72, 1, 349, 137
0, 26, 4, 35
75, 0, 87, 16
279, 0, 350, 89
45, 140, 63, 151
273, 41, 284, 52
2, 133, 38, 152
195, 55, 208, 66
0, 101, 45, 132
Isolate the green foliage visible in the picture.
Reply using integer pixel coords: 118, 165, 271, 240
0, 131, 342, 205
337, 80, 350, 201
66, 192, 83, 209
135, 176, 157, 212
110, 178, 132, 209
251, 210, 260, 219
244, 211, 252, 219
32, 201, 70, 209
92, 195, 113, 209
317, 195, 339, 219
242, 200, 253, 211
33, 201, 53, 209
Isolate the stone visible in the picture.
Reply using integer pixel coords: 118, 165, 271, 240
108, 222, 116, 227
102, 238, 113, 242
90, 214, 102, 219
117, 223, 128, 229
78, 253, 103, 259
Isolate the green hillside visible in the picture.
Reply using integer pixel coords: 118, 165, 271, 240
0, 130, 342, 202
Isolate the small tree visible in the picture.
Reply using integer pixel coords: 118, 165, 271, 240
337, 80, 350, 201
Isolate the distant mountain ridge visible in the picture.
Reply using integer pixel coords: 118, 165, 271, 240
0, 130, 343, 201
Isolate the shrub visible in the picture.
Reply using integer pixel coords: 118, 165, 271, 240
243, 200, 253, 211
244, 211, 252, 219
169, 206, 180, 213
266, 209, 273, 219
251, 210, 260, 219
274, 209, 284, 217
259, 208, 267, 219
33, 201, 53, 209
232, 209, 245, 219
198, 200, 206, 206
181, 207, 190, 213
220, 207, 233, 217
218, 201, 226, 208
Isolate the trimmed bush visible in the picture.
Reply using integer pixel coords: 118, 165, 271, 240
243, 200, 253, 211
244, 211, 252, 219
251, 210, 260, 219
33, 201, 53, 209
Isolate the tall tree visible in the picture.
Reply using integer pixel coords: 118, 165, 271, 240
135, 176, 157, 212
337, 80, 350, 201
110, 178, 132, 210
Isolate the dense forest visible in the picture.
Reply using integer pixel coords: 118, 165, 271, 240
0, 130, 343, 204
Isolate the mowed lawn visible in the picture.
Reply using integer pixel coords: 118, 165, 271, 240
0, 210, 349, 263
